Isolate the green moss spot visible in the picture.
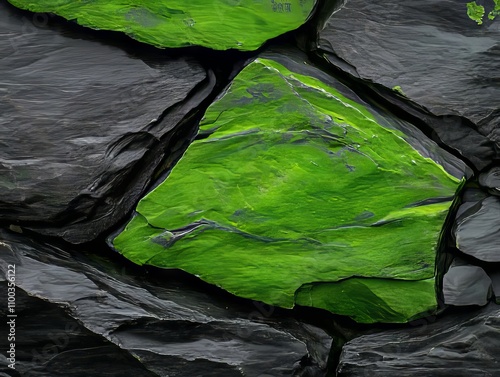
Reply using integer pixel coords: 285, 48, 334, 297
488, 0, 500, 20
392, 85, 406, 96
467, 1, 485, 24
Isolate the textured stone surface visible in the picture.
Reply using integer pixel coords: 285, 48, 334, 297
0, 229, 331, 376
454, 196, 500, 262
0, 286, 158, 377
113, 52, 467, 324
443, 261, 492, 306
2, 0, 499, 374
7, 0, 317, 51
479, 166, 500, 195
489, 271, 500, 304
317, 0, 500, 170
0, 2, 213, 243
337, 303, 500, 376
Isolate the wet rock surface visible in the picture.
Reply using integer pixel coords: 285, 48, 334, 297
439, 186, 500, 309
479, 166, 500, 195
0, 287, 158, 377
454, 195, 500, 262
0, 1, 214, 243
317, 0, 500, 170
1, 0, 499, 375
489, 271, 500, 304
336, 303, 500, 377
443, 260, 492, 306
0, 229, 332, 376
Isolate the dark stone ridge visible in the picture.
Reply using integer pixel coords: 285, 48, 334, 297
462, 187, 489, 203
0, 2, 214, 243
0, 286, 159, 377
455, 187, 487, 218
442, 258, 492, 306
317, 0, 500, 170
0, 229, 332, 375
479, 166, 500, 195
489, 271, 500, 304
454, 196, 500, 262
337, 303, 500, 376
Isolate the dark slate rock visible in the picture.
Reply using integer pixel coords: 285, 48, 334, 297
0, 230, 331, 376
0, 2, 214, 243
337, 303, 500, 377
0, 285, 158, 377
455, 187, 490, 218
454, 196, 500, 262
461, 187, 489, 203
479, 166, 500, 195
317, 0, 500, 170
489, 271, 500, 304
455, 201, 478, 219
442, 260, 492, 306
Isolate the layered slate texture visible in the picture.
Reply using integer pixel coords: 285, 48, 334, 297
0, 2, 212, 243
454, 195, 500, 262
318, 0, 500, 170
337, 303, 500, 376
7, 0, 317, 51
0, 230, 331, 376
114, 55, 467, 324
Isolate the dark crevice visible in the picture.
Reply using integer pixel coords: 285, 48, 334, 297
404, 196, 457, 208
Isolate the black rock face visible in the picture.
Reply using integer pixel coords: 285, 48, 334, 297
0, 230, 332, 376
454, 195, 500, 262
0, 2, 214, 243
0, 285, 158, 377
479, 166, 500, 194
336, 303, 500, 377
442, 259, 492, 306
318, 0, 500, 170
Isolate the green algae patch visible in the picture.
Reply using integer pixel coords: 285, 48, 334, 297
467, 1, 486, 24
7, 0, 316, 50
113, 57, 465, 323
488, 0, 500, 20
466, 0, 499, 23
392, 85, 406, 96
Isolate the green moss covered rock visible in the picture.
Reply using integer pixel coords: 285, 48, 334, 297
7, 0, 316, 50
113, 56, 466, 323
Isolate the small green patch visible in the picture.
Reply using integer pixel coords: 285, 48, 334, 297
467, 1, 485, 24
488, 0, 500, 20
392, 85, 406, 96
